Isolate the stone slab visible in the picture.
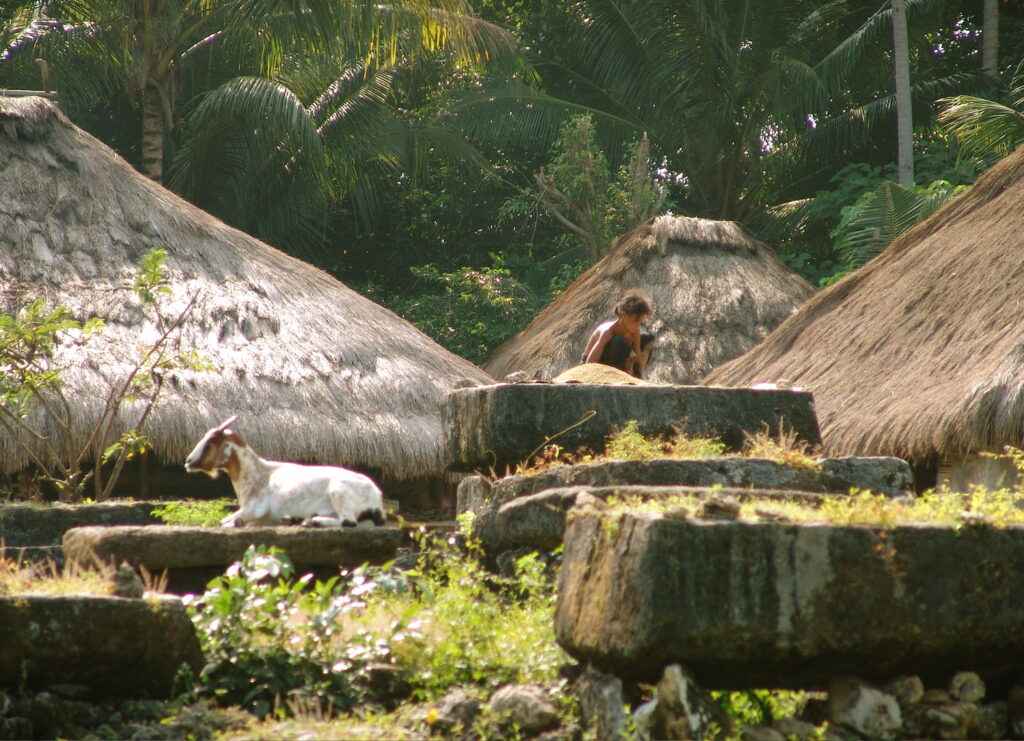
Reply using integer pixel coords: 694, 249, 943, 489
64, 524, 407, 593
442, 383, 822, 473
489, 485, 825, 551
555, 510, 1024, 689
460, 456, 913, 552
0, 501, 162, 547
0, 593, 201, 699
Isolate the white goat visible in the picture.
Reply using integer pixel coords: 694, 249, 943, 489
184, 415, 385, 527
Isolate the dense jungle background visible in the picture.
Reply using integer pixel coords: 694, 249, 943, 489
2, 0, 1023, 364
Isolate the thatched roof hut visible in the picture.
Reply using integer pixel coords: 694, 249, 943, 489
0, 97, 493, 487
704, 145, 1024, 486
484, 215, 815, 384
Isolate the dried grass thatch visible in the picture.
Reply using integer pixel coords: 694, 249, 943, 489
484, 215, 815, 384
0, 97, 493, 481
704, 144, 1024, 461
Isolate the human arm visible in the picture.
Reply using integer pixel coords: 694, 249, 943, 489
583, 325, 614, 364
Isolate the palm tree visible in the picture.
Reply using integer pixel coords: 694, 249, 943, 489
938, 59, 1024, 158
892, 0, 915, 185
3, 0, 513, 183
446, 0, 982, 228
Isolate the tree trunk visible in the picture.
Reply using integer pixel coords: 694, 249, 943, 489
891, 0, 914, 185
140, 83, 164, 183
982, 0, 999, 76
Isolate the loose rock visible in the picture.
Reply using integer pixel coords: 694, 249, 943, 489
574, 665, 627, 740
488, 684, 559, 735
650, 665, 732, 741
883, 675, 924, 710
948, 671, 985, 703
827, 676, 901, 740
429, 688, 480, 736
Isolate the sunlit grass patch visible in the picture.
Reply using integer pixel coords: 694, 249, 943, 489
0, 553, 113, 596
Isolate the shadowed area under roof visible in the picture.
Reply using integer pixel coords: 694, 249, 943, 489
484, 215, 815, 384
704, 144, 1024, 461
0, 97, 494, 481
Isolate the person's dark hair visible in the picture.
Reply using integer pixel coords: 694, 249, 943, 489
615, 290, 652, 318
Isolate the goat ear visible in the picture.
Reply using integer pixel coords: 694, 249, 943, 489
217, 414, 239, 433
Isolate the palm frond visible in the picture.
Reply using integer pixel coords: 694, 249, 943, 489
836, 179, 965, 269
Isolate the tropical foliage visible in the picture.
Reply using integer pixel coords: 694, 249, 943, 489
2, 0, 1024, 351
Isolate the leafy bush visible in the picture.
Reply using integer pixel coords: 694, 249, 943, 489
366, 258, 537, 365
183, 536, 569, 720
151, 499, 233, 526
0, 249, 211, 500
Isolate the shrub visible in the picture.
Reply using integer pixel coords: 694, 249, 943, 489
151, 500, 233, 527
182, 535, 570, 720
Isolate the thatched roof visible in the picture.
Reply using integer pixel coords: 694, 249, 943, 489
484, 215, 815, 384
704, 145, 1024, 461
0, 97, 493, 481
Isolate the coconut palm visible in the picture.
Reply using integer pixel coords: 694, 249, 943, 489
938, 59, 1024, 159
166, 54, 496, 256
447, 0, 984, 229
2, 0, 513, 183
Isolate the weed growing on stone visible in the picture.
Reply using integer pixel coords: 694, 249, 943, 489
742, 424, 821, 470
604, 420, 727, 461
520, 420, 822, 475
151, 499, 233, 526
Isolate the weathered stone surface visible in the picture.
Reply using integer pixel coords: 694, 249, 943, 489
555, 510, 1024, 689
463, 453, 913, 552
443, 383, 822, 472
0, 501, 162, 548
64, 525, 406, 592
481, 484, 824, 552
0, 594, 201, 699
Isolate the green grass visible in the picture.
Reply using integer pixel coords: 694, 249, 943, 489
151, 499, 233, 526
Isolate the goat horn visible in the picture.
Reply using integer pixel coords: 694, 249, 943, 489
217, 414, 239, 431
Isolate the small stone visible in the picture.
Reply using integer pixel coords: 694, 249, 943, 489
651, 664, 732, 741
633, 699, 657, 741
488, 684, 559, 735
112, 561, 144, 598
697, 494, 740, 520
663, 506, 691, 520
741, 723, 785, 741
827, 676, 901, 740
771, 716, 819, 741
948, 671, 985, 703
574, 665, 626, 739
921, 701, 976, 740
428, 688, 480, 735
883, 675, 924, 709
573, 492, 609, 512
